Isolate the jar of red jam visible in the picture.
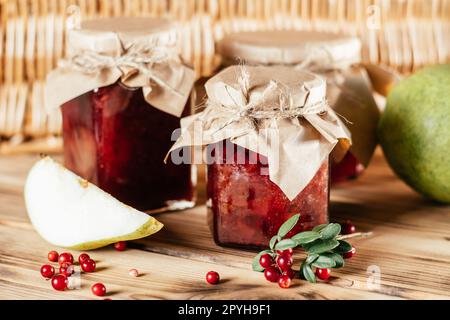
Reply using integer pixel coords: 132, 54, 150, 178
218, 31, 380, 184
169, 65, 351, 248
207, 141, 330, 248
46, 18, 197, 212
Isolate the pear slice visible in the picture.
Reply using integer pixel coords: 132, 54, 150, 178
24, 157, 163, 250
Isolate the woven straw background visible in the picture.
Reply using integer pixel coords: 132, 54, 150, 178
0, 0, 449, 153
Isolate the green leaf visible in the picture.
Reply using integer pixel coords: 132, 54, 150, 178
324, 252, 345, 268
292, 231, 321, 245
252, 250, 272, 272
301, 261, 316, 283
274, 239, 297, 251
319, 223, 341, 240
277, 214, 300, 238
269, 236, 279, 250
305, 254, 319, 265
333, 240, 353, 254
303, 239, 340, 254
312, 255, 336, 268
313, 224, 328, 233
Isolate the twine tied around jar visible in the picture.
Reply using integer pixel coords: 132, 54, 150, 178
46, 35, 196, 118
202, 65, 331, 133
167, 65, 352, 201
57, 43, 184, 98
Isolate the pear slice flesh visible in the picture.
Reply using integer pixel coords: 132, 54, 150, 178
24, 157, 163, 250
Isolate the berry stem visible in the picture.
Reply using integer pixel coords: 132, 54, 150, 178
337, 232, 372, 241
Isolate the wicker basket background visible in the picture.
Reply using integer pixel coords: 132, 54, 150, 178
1, 0, 449, 153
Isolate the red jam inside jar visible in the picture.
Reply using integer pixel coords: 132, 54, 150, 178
61, 82, 195, 212
331, 152, 365, 184
207, 141, 329, 249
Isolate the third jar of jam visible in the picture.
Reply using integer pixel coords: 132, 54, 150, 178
169, 65, 351, 248
217, 30, 380, 184
46, 17, 197, 212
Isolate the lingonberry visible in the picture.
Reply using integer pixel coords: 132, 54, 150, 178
51, 274, 68, 291
47, 251, 59, 262
206, 271, 220, 285
283, 268, 295, 280
91, 283, 107, 297
264, 267, 281, 283
129, 269, 139, 277
78, 253, 90, 264
343, 247, 357, 259
58, 252, 74, 266
341, 221, 356, 235
259, 254, 274, 269
81, 258, 96, 272
277, 248, 294, 257
315, 268, 331, 281
276, 255, 293, 271
40, 265, 55, 279
278, 274, 292, 289
114, 241, 127, 251
59, 263, 75, 277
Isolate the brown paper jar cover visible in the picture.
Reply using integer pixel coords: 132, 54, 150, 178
218, 30, 380, 170
46, 17, 196, 117
47, 17, 197, 212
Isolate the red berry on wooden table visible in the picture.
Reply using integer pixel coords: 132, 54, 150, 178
59, 263, 75, 277
58, 252, 74, 266
343, 247, 357, 259
277, 248, 294, 257
276, 255, 293, 271
81, 258, 96, 272
283, 268, 295, 280
51, 274, 68, 291
78, 253, 90, 264
315, 268, 331, 281
91, 283, 107, 297
259, 254, 274, 268
341, 221, 356, 235
206, 271, 220, 285
278, 274, 292, 289
40, 265, 55, 279
264, 267, 281, 283
114, 241, 127, 251
47, 251, 59, 262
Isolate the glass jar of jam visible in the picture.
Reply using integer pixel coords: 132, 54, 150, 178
218, 31, 380, 184
207, 141, 329, 248
168, 65, 351, 248
46, 18, 197, 212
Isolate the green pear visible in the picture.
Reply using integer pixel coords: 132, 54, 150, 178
24, 157, 164, 250
378, 64, 450, 203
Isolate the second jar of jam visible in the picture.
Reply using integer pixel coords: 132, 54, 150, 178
169, 65, 351, 248
217, 30, 380, 184
46, 18, 197, 212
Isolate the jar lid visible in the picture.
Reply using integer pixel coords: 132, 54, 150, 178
46, 17, 196, 118
168, 65, 351, 200
218, 31, 361, 68
67, 17, 177, 56
205, 65, 328, 112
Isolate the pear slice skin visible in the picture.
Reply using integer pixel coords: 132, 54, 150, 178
67, 218, 163, 250
24, 156, 163, 250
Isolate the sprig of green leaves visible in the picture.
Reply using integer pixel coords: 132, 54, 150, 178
252, 214, 352, 283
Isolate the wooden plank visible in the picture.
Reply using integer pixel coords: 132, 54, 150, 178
0, 224, 401, 300
0, 150, 449, 300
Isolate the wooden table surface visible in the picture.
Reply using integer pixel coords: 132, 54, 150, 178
0, 150, 449, 300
